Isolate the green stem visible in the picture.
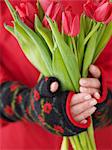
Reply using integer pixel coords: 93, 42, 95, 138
87, 117, 96, 150
69, 137, 77, 150
61, 137, 69, 150
78, 132, 88, 150
85, 132, 93, 150
84, 22, 101, 45
71, 37, 78, 65
73, 135, 83, 150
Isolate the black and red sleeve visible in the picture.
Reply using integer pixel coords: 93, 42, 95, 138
93, 89, 112, 128
0, 77, 87, 136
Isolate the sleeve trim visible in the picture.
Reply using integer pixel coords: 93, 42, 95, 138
97, 66, 108, 103
66, 92, 91, 129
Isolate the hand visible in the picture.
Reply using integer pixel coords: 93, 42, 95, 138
70, 93, 97, 124
50, 65, 101, 124
80, 65, 101, 99
71, 65, 101, 124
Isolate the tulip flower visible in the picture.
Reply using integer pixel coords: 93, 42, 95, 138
42, 2, 63, 30
39, 0, 85, 16
94, 2, 112, 24
84, 0, 112, 24
15, 0, 37, 28
39, 0, 52, 12
62, 10, 80, 37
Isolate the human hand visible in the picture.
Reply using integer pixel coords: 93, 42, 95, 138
71, 65, 101, 124
80, 64, 101, 99
50, 65, 101, 124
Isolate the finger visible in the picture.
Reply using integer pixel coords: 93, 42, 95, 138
80, 119, 88, 124
71, 93, 92, 106
80, 87, 100, 95
71, 98, 97, 116
74, 107, 97, 122
94, 92, 101, 99
89, 65, 101, 78
80, 78, 101, 89
50, 81, 59, 93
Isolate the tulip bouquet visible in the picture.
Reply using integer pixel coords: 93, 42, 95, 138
4, 0, 112, 150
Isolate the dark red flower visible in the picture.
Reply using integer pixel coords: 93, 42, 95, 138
84, 0, 112, 24
34, 90, 40, 101
4, 106, 13, 116
15, 0, 38, 28
43, 102, 53, 114
62, 10, 80, 37
16, 95, 22, 104
40, 0, 85, 15
38, 115, 45, 125
10, 84, 19, 92
54, 125, 64, 134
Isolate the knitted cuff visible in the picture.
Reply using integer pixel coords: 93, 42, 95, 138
37, 77, 61, 98
97, 66, 108, 103
34, 91, 87, 136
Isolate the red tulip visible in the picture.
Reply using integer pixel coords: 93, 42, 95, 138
39, 0, 86, 15
39, 0, 52, 12
84, 0, 112, 24
62, 10, 80, 37
94, 2, 112, 24
15, 0, 38, 28
42, 2, 63, 30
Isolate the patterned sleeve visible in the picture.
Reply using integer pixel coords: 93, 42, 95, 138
93, 89, 112, 128
0, 77, 86, 136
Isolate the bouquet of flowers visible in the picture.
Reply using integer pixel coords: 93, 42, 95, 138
4, 0, 112, 149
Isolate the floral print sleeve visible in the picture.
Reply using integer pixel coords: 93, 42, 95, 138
93, 89, 112, 128
0, 77, 86, 136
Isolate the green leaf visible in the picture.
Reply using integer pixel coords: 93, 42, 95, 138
14, 22, 51, 76
96, 24, 106, 47
15, 15, 52, 75
82, 31, 97, 77
36, 1, 45, 21
85, 16, 93, 36
84, 22, 100, 45
93, 21, 112, 63
47, 16, 80, 92
4, 24, 15, 36
52, 47, 74, 91
77, 15, 85, 71
4, 0, 52, 75
34, 15, 54, 53
4, 0, 17, 20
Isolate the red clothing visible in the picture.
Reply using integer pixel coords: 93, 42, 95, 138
0, 0, 112, 149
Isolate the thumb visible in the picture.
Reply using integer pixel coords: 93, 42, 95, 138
50, 81, 59, 93
89, 65, 101, 78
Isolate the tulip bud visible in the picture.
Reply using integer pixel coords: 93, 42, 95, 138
62, 11, 80, 37
42, 2, 63, 31
15, 0, 37, 28
84, 0, 112, 24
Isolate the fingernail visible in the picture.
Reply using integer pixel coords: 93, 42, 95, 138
80, 79, 86, 85
90, 100, 97, 106
80, 87, 86, 92
94, 92, 100, 99
84, 95, 91, 100
81, 120, 87, 124
89, 107, 97, 114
